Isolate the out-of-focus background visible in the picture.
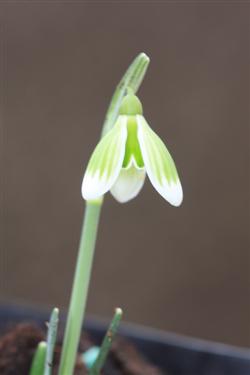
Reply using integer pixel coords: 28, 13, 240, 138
0, 2, 249, 347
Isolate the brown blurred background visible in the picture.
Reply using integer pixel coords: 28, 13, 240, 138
0, 2, 249, 348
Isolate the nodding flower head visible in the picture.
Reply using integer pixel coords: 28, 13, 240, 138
82, 94, 183, 206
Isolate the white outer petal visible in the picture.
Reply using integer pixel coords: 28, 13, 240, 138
137, 115, 183, 207
81, 117, 127, 201
111, 159, 146, 203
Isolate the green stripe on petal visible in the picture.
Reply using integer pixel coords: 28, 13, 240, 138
111, 162, 146, 203
82, 117, 127, 201
137, 115, 183, 206
123, 116, 144, 169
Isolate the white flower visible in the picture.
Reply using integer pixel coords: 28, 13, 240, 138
82, 94, 183, 206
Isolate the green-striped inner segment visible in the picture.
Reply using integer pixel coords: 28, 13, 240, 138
122, 116, 144, 168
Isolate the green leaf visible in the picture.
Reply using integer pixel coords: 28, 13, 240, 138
88, 308, 123, 375
44, 307, 59, 375
29, 341, 47, 375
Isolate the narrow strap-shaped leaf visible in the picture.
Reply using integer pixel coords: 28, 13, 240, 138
44, 307, 59, 375
88, 308, 123, 375
29, 341, 47, 375
101, 53, 150, 137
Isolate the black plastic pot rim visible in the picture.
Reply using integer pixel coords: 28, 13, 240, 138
0, 301, 249, 360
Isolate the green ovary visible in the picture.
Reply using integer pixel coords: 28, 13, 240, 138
122, 116, 144, 168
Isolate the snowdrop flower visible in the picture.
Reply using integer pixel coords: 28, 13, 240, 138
82, 94, 183, 206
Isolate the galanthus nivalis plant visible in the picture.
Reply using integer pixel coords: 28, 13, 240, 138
82, 93, 183, 206
29, 53, 183, 375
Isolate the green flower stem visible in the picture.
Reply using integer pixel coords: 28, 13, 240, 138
58, 52, 150, 375
29, 342, 47, 375
88, 307, 123, 375
58, 201, 102, 375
